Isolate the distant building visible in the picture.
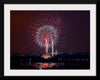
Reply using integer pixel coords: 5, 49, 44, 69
41, 53, 51, 59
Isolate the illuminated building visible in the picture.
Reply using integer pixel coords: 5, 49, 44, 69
41, 53, 51, 59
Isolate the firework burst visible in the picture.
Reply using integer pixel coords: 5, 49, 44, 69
32, 16, 62, 49
35, 25, 58, 48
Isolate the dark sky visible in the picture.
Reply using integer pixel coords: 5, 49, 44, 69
10, 11, 90, 54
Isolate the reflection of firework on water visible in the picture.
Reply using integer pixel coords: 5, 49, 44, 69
32, 16, 62, 48
35, 63, 57, 69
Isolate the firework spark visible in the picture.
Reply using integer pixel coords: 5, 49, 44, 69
32, 16, 62, 51
35, 25, 58, 48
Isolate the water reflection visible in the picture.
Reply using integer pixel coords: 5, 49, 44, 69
31, 63, 60, 69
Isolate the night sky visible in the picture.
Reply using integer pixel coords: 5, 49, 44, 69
10, 11, 90, 54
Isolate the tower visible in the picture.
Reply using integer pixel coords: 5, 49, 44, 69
51, 38, 54, 56
52, 39, 54, 54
